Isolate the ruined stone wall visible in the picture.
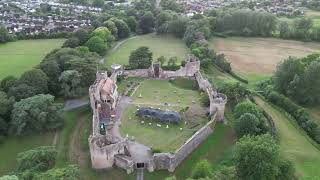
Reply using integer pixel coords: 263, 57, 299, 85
149, 117, 216, 172
123, 69, 150, 77
114, 155, 135, 174
89, 136, 129, 170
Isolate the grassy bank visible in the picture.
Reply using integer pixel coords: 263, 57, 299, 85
254, 96, 320, 179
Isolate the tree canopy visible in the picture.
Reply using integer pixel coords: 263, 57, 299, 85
129, 46, 153, 69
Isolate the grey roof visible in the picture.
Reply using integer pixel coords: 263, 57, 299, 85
136, 107, 181, 124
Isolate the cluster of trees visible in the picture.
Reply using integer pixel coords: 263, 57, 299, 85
215, 9, 277, 37
0, 25, 16, 43
233, 101, 269, 138
273, 54, 320, 105
278, 18, 320, 41
0, 146, 79, 180
165, 134, 295, 180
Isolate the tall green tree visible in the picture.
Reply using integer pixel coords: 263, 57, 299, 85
17, 146, 57, 172
235, 134, 280, 180
191, 160, 213, 179
129, 46, 152, 69
139, 11, 155, 34
33, 165, 80, 180
85, 36, 106, 55
11, 94, 63, 135
19, 69, 49, 94
59, 70, 82, 98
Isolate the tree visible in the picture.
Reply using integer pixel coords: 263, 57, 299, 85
40, 60, 62, 95
168, 56, 178, 67
279, 21, 290, 39
0, 76, 17, 93
112, 18, 130, 39
62, 37, 80, 48
92, 27, 114, 45
302, 61, 320, 104
212, 166, 236, 180
19, 69, 49, 94
126, 16, 138, 33
67, 57, 97, 87
17, 146, 57, 172
219, 82, 248, 104
85, 36, 106, 55
103, 20, 118, 38
293, 18, 313, 39
8, 84, 36, 101
234, 113, 260, 138
139, 11, 155, 34
273, 57, 304, 95
234, 101, 262, 119
157, 56, 166, 65
33, 165, 80, 180
11, 94, 63, 135
156, 11, 173, 34
168, 16, 188, 38
235, 134, 280, 180
164, 176, 176, 180
0, 25, 15, 43
129, 46, 153, 69
73, 28, 90, 45
0, 91, 15, 119
191, 160, 213, 179
59, 70, 82, 98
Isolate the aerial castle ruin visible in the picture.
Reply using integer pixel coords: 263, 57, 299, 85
88, 57, 227, 173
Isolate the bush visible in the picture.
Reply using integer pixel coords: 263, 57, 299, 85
200, 92, 210, 107
191, 160, 213, 179
152, 148, 161, 153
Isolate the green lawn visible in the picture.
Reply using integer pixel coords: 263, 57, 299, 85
0, 39, 64, 79
105, 34, 189, 68
0, 133, 54, 174
144, 124, 235, 180
131, 79, 201, 106
120, 79, 206, 152
202, 64, 237, 87
255, 97, 320, 179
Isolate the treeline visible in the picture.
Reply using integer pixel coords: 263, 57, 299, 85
215, 9, 277, 37
278, 18, 320, 41
302, 0, 320, 11
257, 53, 320, 144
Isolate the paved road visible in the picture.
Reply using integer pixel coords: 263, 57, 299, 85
136, 168, 144, 180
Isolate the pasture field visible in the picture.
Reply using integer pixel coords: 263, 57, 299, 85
120, 79, 207, 152
105, 34, 189, 68
255, 97, 320, 179
210, 37, 320, 81
0, 39, 64, 79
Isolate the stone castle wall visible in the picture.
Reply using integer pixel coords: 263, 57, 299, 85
149, 114, 216, 172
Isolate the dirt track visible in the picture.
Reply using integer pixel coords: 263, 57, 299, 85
211, 37, 320, 75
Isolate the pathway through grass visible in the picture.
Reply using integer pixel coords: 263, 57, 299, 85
254, 96, 320, 179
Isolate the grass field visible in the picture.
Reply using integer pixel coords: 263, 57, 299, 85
105, 34, 189, 68
120, 79, 206, 152
210, 37, 320, 82
0, 39, 64, 80
255, 97, 320, 179
0, 133, 54, 175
